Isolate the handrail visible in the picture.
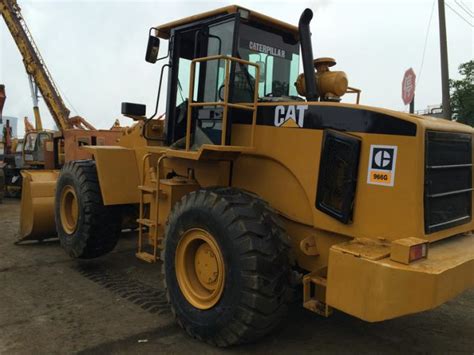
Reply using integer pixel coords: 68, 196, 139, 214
189, 102, 255, 111
346, 86, 361, 104
185, 55, 260, 151
138, 153, 152, 253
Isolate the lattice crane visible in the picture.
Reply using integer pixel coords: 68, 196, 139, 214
0, 0, 96, 131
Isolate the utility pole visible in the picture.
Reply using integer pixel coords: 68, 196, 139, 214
438, 0, 452, 119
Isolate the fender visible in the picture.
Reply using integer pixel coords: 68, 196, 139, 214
83, 146, 140, 205
232, 154, 313, 226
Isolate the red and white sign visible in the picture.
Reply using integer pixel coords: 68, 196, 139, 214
402, 68, 416, 105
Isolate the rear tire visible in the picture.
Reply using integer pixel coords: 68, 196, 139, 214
55, 160, 121, 259
162, 187, 290, 347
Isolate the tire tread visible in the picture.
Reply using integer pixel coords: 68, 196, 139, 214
55, 160, 121, 259
162, 187, 290, 347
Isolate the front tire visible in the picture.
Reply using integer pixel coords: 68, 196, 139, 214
55, 160, 121, 259
162, 187, 290, 347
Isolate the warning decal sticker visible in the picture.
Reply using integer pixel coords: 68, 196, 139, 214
367, 145, 398, 187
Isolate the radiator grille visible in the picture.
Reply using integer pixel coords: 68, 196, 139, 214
425, 131, 472, 233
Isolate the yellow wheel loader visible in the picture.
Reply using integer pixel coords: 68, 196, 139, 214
52, 6, 472, 346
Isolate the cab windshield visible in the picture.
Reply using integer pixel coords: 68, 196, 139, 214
24, 132, 37, 153
237, 22, 300, 99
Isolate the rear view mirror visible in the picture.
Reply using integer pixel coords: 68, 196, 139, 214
121, 102, 146, 120
145, 35, 160, 64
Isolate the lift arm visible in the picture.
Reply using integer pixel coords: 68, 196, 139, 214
0, 0, 93, 132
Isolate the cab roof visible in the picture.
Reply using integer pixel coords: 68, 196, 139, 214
155, 5, 299, 39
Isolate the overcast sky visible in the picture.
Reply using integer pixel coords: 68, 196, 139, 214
1, 0, 473, 136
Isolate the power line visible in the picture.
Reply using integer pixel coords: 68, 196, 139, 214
35, 79, 79, 116
446, 2, 474, 27
454, 0, 474, 17
60, 89, 79, 116
418, 0, 436, 85
461, 1, 474, 14
456, 0, 474, 16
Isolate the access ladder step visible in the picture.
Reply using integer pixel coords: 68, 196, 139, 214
138, 185, 157, 193
138, 185, 167, 198
136, 251, 158, 263
137, 218, 157, 227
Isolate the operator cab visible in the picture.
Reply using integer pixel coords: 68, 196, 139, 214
23, 130, 53, 165
162, 6, 301, 149
125, 6, 302, 150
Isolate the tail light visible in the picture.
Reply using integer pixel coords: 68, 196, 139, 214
391, 237, 429, 264
409, 243, 428, 262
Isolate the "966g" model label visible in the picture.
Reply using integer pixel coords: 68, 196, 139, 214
367, 145, 398, 187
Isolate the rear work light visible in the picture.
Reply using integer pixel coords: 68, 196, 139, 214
390, 237, 429, 264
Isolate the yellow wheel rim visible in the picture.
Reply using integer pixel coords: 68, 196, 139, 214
60, 185, 79, 234
175, 228, 225, 309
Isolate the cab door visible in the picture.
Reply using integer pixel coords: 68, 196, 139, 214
165, 15, 238, 148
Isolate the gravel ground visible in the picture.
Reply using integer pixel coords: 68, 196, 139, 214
0, 198, 473, 354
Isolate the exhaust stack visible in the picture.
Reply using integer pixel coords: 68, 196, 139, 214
298, 9, 318, 101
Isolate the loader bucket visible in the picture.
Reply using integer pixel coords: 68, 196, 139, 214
18, 170, 60, 243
